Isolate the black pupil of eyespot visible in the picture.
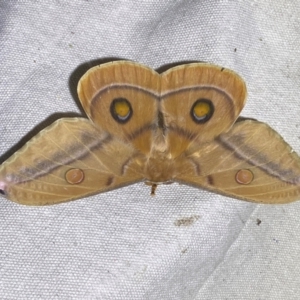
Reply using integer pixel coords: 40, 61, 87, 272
191, 99, 214, 124
110, 98, 132, 124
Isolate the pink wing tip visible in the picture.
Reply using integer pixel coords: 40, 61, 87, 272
0, 181, 7, 196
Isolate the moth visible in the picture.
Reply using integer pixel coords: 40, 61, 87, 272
1, 60, 300, 205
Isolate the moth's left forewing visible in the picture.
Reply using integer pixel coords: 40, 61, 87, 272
176, 120, 300, 204
0, 118, 144, 205
160, 64, 247, 157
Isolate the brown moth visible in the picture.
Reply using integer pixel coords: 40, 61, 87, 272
1, 61, 300, 205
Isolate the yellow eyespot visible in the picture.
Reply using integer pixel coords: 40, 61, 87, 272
65, 168, 85, 184
191, 99, 214, 123
110, 98, 133, 123
235, 169, 254, 185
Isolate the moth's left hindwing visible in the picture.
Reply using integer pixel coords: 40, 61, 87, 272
78, 61, 160, 155
0, 118, 144, 205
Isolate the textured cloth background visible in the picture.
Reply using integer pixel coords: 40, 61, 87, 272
1, 1, 300, 299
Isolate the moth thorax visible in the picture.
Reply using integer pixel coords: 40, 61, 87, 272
145, 154, 174, 183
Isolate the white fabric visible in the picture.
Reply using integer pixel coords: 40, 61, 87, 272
1, 1, 300, 299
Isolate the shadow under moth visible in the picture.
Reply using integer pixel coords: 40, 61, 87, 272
0, 61, 300, 205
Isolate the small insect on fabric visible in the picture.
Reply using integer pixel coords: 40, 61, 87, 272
1, 60, 300, 205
